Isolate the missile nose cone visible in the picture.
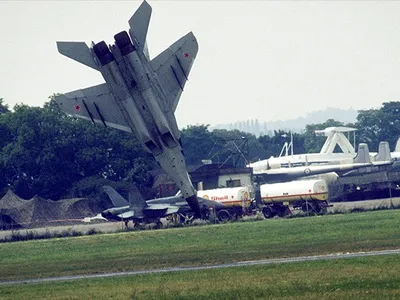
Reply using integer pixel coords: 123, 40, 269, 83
185, 195, 201, 218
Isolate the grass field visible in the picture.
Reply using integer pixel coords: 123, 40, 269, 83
1, 209, 399, 284
1, 255, 399, 299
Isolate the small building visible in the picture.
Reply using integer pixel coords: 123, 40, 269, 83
189, 163, 253, 190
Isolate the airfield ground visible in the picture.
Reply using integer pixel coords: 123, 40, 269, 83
1, 197, 399, 240
0, 209, 399, 299
1, 254, 399, 300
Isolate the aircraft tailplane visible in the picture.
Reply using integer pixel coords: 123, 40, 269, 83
56, 41, 99, 70
103, 186, 129, 207
128, 185, 147, 218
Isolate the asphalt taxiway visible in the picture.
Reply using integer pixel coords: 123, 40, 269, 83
1, 248, 399, 285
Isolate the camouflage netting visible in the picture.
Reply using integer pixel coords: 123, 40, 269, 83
0, 190, 96, 229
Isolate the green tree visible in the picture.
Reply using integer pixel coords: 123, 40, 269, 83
356, 102, 400, 151
181, 125, 215, 165
0, 103, 77, 198
257, 130, 303, 160
0, 99, 155, 199
0, 98, 10, 114
181, 125, 265, 167
210, 129, 262, 167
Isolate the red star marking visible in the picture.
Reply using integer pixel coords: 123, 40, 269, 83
75, 105, 81, 111
184, 52, 189, 58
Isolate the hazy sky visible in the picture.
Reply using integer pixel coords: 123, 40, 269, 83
1, 1, 400, 128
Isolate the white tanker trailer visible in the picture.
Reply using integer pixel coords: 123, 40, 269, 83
259, 179, 329, 218
197, 186, 254, 221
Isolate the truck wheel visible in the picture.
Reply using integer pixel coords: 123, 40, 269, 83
133, 222, 143, 230
217, 209, 231, 222
315, 203, 328, 215
277, 207, 290, 218
318, 207, 328, 214
155, 221, 163, 229
262, 206, 275, 218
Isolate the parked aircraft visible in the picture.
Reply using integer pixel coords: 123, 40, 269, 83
249, 127, 394, 182
101, 186, 224, 227
54, 1, 201, 216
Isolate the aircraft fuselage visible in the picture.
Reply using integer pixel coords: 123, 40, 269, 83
91, 32, 198, 213
55, 2, 201, 216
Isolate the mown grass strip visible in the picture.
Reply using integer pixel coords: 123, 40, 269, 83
0, 210, 399, 281
1, 254, 399, 300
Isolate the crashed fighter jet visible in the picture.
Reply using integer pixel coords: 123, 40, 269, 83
54, 1, 201, 216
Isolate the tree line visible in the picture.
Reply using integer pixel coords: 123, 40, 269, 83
0, 97, 399, 201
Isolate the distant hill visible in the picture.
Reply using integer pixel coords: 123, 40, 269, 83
210, 107, 358, 136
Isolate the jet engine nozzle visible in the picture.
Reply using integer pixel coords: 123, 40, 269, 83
101, 208, 117, 218
93, 41, 115, 66
114, 31, 136, 56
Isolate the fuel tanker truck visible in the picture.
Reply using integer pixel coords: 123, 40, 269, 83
197, 186, 254, 221
259, 179, 329, 218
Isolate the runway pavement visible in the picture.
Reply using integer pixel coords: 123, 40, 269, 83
1, 248, 399, 285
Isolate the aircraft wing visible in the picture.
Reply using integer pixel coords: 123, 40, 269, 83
150, 32, 198, 112
54, 83, 132, 133
117, 210, 135, 220
144, 204, 180, 216
118, 210, 135, 220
